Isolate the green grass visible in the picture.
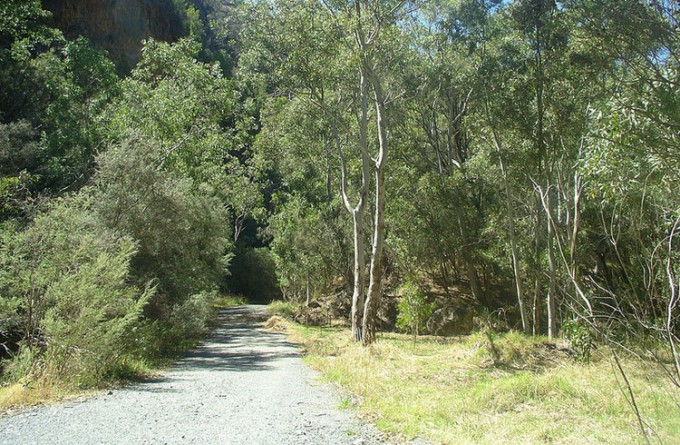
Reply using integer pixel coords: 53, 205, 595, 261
284, 324, 680, 444
212, 294, 248, 308
0, 355, 156, 412
268, 300, 300, 318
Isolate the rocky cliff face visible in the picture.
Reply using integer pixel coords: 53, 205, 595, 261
42, 0, 186, 71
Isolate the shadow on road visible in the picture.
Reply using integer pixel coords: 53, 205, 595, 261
175, 323, 300, 372
134, 306, 299, 394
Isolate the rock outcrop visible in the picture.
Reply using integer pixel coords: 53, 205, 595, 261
42, 0, 186, 71
426, 304, 476, 336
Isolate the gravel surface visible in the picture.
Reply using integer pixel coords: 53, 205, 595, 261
0, 305, 390, 445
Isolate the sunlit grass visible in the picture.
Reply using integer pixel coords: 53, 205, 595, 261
0, 378, 99, 413
0, 354, 160, 412
285, 323, 680, 444
268, 300, 300, 318
212, 294, 248, 308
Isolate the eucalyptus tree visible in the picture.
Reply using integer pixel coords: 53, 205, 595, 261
237, 0, 369, 338
256, 97, 351, 303
467, 0, 679, 340
319, 0, 411, 344
573, 0, 679, 375
457, 0, 597, 336
239, 0, 409, 344
395, 0, 499, 309
418, 0, 614, 337
463, 0, 533, 334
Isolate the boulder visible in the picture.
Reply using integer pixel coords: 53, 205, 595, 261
426, 305, 475, 336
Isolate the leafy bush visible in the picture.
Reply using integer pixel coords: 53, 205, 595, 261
396, 280, 436, 342
268, 196, 346, 302
90, 136, 233, 353
0, 194, 151, 385
93, 136, 231, 310
164, 291, 216, 349
562, 319, 595, 363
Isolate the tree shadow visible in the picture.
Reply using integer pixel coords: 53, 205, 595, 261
124, 306, 300, 393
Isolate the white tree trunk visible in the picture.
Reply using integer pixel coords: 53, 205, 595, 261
337, 70, 371, 342
306, 271, 311, 306
362, 66, 387, 345
350, 211, 366, 341
489, 127, 529, 333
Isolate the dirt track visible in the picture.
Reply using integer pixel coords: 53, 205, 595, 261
0, 305, 386, 445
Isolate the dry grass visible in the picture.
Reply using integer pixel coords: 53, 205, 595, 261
262, 315, 288, 332
282, 322, 680, 444
0, 380, 99, 415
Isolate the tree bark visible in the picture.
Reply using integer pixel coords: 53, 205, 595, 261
363, 164, 385, 345
533, 199, 542, 336
350, 210, 365, 341
490, 124, 529, 334
456, 210, 485, 306
546, 187, 558, 338
362, 65, 387, 345
534, 12, 558, 338
336, 69, 371, 342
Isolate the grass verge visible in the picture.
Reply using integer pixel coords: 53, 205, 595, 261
0, 357, 159, 414
281, 321, 680, 444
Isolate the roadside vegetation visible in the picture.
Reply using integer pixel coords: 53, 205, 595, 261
268, 303, 679, 444
0, 292, 244, 412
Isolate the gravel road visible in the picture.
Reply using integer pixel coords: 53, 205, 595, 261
0, 305, 388, 445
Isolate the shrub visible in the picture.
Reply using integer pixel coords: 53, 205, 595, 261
164, 291, 216, 350
0, 194, 151, 385
562, 318, 595, 363
91, 136, 234, 355
94, 137, 231, 305
396, 280, 436, 343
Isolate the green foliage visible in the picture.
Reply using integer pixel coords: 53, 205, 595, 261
0, 193, 151, 385
268, 195, 347, 302
1, 0, 678, 419
1, 134, 232, 385
1, 346, 38, 384
0, 0, 251, 392
562, 319, 595, 363
94, 136, 231, 310
103, 38, 264, 247
161, 291, 216, 351
0, 0, 64, 56
396, 281, 435, 341
33, 37, 120, 191
104, 38, 239, 184
0, 120, 40, 218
